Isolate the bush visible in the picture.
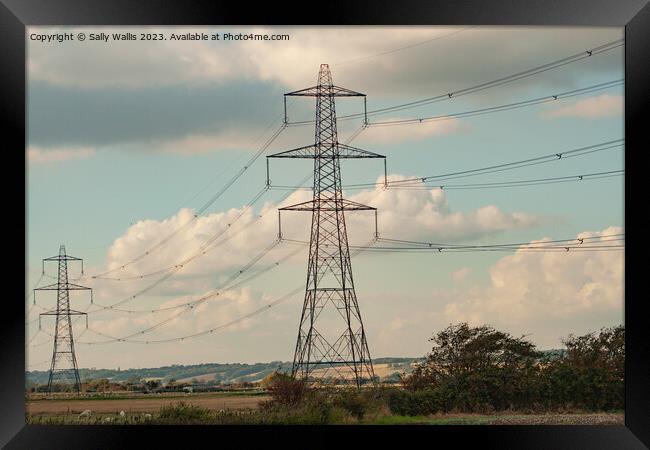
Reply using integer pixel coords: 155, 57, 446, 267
157, 402, 212, 424
399, 323, 624, 414
543, 325, 624, 411
261, 372, 309, 408
383, 388, 441, 416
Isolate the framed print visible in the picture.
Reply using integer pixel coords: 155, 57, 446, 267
1, 0, 649, 448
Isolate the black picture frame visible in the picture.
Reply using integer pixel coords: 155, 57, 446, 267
2, 0, 648, 448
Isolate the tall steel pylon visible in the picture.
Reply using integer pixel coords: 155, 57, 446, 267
268, 64, 387, 386
34, 245, 92, 393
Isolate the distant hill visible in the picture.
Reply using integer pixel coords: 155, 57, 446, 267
25, 357, 422, 387
26, 352, 564, 387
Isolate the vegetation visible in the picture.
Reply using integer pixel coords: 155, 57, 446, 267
26, 361, 296, 387
398, 323, 625, 414
26, 323, 624, 425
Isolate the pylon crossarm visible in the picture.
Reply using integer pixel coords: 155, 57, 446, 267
285, 85, 365, 97
266, 145, 384, 187
43, 255, 82, 261
336, 144, 385, 159
35, 283, 91, 291
268, 144, 383, 160
66, 283, 92, 290
279, 198, 376, 211
267, 145, 318, 158
34, 283, 60, 291
40, 309, 87, 316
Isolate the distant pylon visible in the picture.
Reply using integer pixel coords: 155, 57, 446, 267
268, 64, 387, 386
35, 245, 92, 393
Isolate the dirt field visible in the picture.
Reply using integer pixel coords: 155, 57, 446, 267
488, 413, 624, 425
27, 393, 269, 415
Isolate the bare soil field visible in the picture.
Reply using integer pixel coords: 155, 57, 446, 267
371, 412, 624, 425
27, 393, 269, 415
488, 413, 624, 425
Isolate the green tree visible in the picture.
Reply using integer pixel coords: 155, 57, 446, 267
544, 325, 624, 410
403, 323, 541, 411
145, 379, 162, 392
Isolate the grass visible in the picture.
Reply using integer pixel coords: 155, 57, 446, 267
365, 415, 495, 425
27, 390, 267, 402
27, 403, 624, 426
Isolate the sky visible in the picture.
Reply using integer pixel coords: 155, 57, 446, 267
26, 26, 624, 371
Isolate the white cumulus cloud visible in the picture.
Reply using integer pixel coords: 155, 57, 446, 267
443, 226, 624, 336
357, 118, 464, 145
27, 146, 95, 163
540, 94, 623, 119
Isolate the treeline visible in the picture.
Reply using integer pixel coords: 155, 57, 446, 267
394, 323, 624, 413
262, 323, 624, 420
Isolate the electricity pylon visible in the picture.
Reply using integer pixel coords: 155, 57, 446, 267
268, 64, 386, 386
34, 245, 92, 393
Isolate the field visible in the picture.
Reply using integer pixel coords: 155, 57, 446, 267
25, 391, 624, 425
370, 412, 624, 425
27, 392, 268, 415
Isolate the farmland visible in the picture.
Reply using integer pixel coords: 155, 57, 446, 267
26, 391, 268, 416
25, 325, 625, 426
25, 391, 624, 425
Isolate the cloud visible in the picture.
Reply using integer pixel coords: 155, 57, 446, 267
27, 145, 95, 163
443, 226, 624, 335
28, 27, 623, 95
357, 117, 464, 145
68, 175, 540, 349
89, 176, 538, 303
88, 286, 263, 341
26, 27, 623, 157
452, 267, 472, 283
347, 175, 539, 242
27, 80, 285, 152
540, 94, 623, 119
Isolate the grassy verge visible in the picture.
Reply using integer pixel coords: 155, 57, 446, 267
27, 390, 267, 402
26, 402, 624, 426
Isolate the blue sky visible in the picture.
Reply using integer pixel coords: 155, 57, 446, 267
26, 26, 624, 369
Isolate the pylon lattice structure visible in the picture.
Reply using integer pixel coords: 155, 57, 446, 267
35, 245, 92, 393
268, 64, 386, 386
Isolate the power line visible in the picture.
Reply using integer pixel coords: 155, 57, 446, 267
357, 245, 625, 253
87, 124, 367, 284
92, 186, 270, 282
168, 115, 286, 217
333, 27, 475, 66
78, 128, 363, 334
271, 170, 623, 192
281, 233, 624, 253
386, 170, 624, 191
82, 167, 318, 315
361, 39, 623, 119
366, 79, 622, 126
26, 273, 45, 302
93, 242, 304, 315
272, 139, 623, 191
81, 122, 365, 288
286, 39, 623, 125
385, 140, 624, 187
82, 186, 272, 314
88, 124, 287, 280
77, 238, 378, 345
283, 239, 624, 253
377, 233, 624, 249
